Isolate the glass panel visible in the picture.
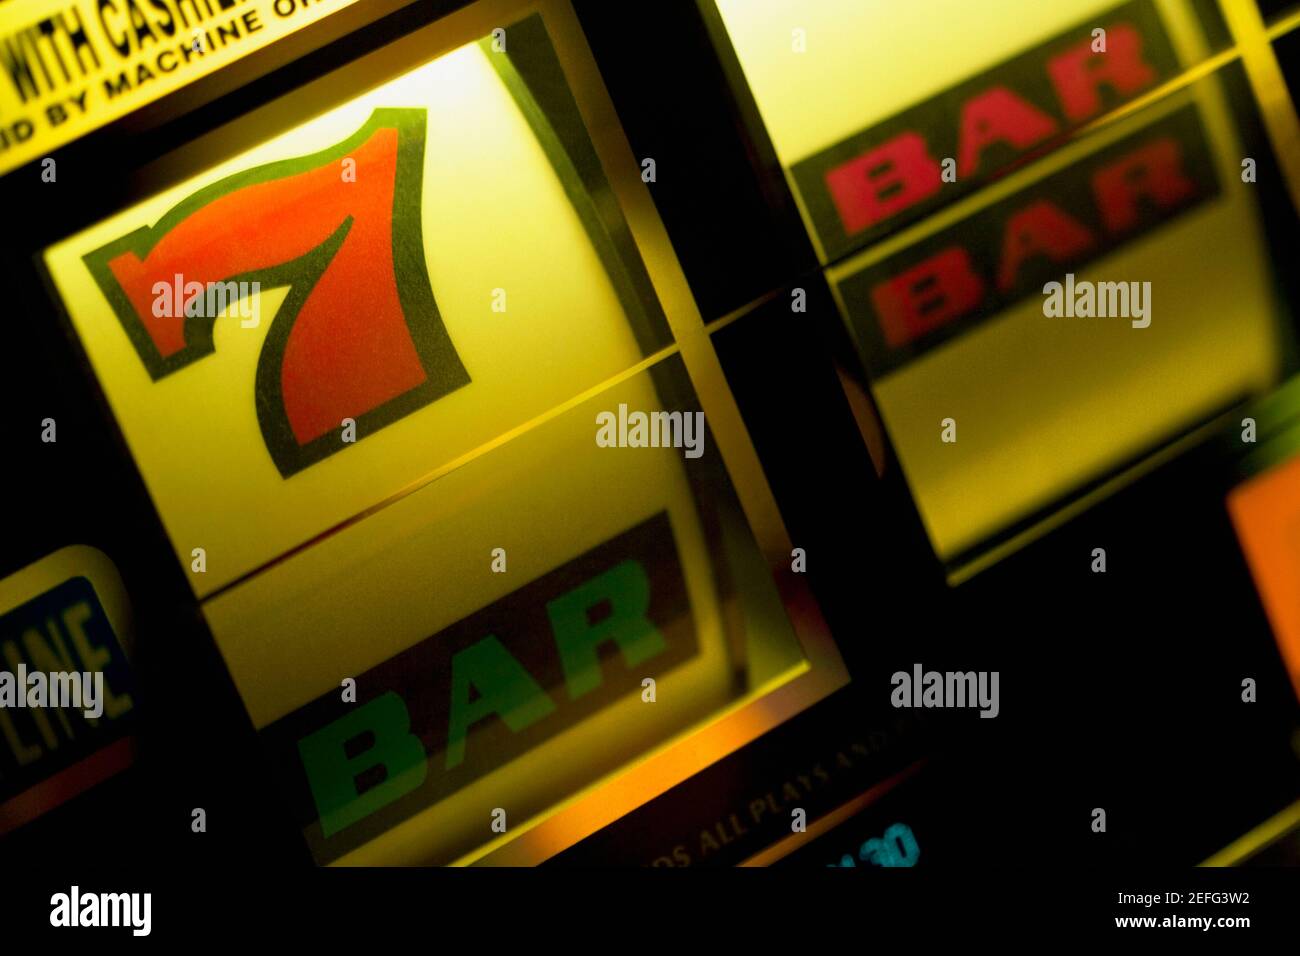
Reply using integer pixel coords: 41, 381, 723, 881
42, 14, 673, 596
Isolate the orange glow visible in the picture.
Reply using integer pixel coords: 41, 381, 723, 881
1228, 454, 1300, 701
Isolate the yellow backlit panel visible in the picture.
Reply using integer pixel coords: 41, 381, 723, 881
713, 0, 1216, 261
206, 370, 729, 729
204, 359, 806, 865
840, 84, 1283, 561
716, 0, 1130, 166
44, 38, 657, 597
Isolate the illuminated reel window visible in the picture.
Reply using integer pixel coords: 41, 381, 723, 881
44, 12, 671, 599
711, 0, 1226, 261
205, 356, 814, 865
829, 69, 1291, 573
43, 4, 847, 864
713, 0, 1295, 577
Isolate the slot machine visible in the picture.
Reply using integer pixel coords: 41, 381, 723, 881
1, 0, 1299, 878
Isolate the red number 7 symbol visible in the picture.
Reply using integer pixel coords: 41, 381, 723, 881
83, 108, 471, 478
